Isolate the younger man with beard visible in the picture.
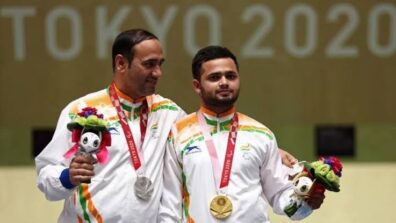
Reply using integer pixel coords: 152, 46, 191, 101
159, 46, 324, 222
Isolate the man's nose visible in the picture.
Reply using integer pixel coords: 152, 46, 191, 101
219, 75, 228, 87
152, 65, 162, 78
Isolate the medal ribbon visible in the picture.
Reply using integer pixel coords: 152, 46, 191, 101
197, 111, 238, 190
109, 82, 148, 171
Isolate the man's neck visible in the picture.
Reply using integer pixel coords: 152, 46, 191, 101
201, 104, 235, 117
112, 81, 146, 102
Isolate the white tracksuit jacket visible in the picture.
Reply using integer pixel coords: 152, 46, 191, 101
159, 106, 312, 223
35, 87, 185, 223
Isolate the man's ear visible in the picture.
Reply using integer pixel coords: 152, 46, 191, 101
114, 54, 128, 72
192, 79, 201, 95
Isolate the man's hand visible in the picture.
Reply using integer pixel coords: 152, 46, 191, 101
307, 183, 326, 209
279, 148, 298, 168
69, 155, 95, 186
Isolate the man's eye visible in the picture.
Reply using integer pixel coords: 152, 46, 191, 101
226, 72, 238, 80
143, 59, 164, 69
143, 61, 156, 68
226, 74, 236, 80
208, 75, 220, 81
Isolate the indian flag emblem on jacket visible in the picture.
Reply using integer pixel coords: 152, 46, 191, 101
150, 123, 159, 138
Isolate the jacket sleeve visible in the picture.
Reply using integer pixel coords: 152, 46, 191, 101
260, 136, 313, 221
158, 128, 183, 223
35, 104, 76, 201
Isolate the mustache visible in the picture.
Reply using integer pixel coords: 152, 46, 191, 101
216, 89, 233, 93
146, 77, 158, 82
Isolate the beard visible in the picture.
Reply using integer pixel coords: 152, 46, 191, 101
201, 89, 239, 109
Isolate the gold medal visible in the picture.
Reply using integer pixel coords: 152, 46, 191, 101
209, 195, 233, 219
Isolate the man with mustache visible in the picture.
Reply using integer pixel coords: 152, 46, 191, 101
35, 29, 186, 222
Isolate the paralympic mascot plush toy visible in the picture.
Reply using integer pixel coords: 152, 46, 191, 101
63, 107, 111, 165
284, 156, 343, 217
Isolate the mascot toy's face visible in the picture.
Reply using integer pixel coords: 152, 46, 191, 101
294, 176, 313, 196
80, 132, 101, 153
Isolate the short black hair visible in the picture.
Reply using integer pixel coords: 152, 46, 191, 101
192, 45, 239, 80
111, 29, 158, 72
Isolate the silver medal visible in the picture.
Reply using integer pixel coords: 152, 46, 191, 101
134, 176, 153, 200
